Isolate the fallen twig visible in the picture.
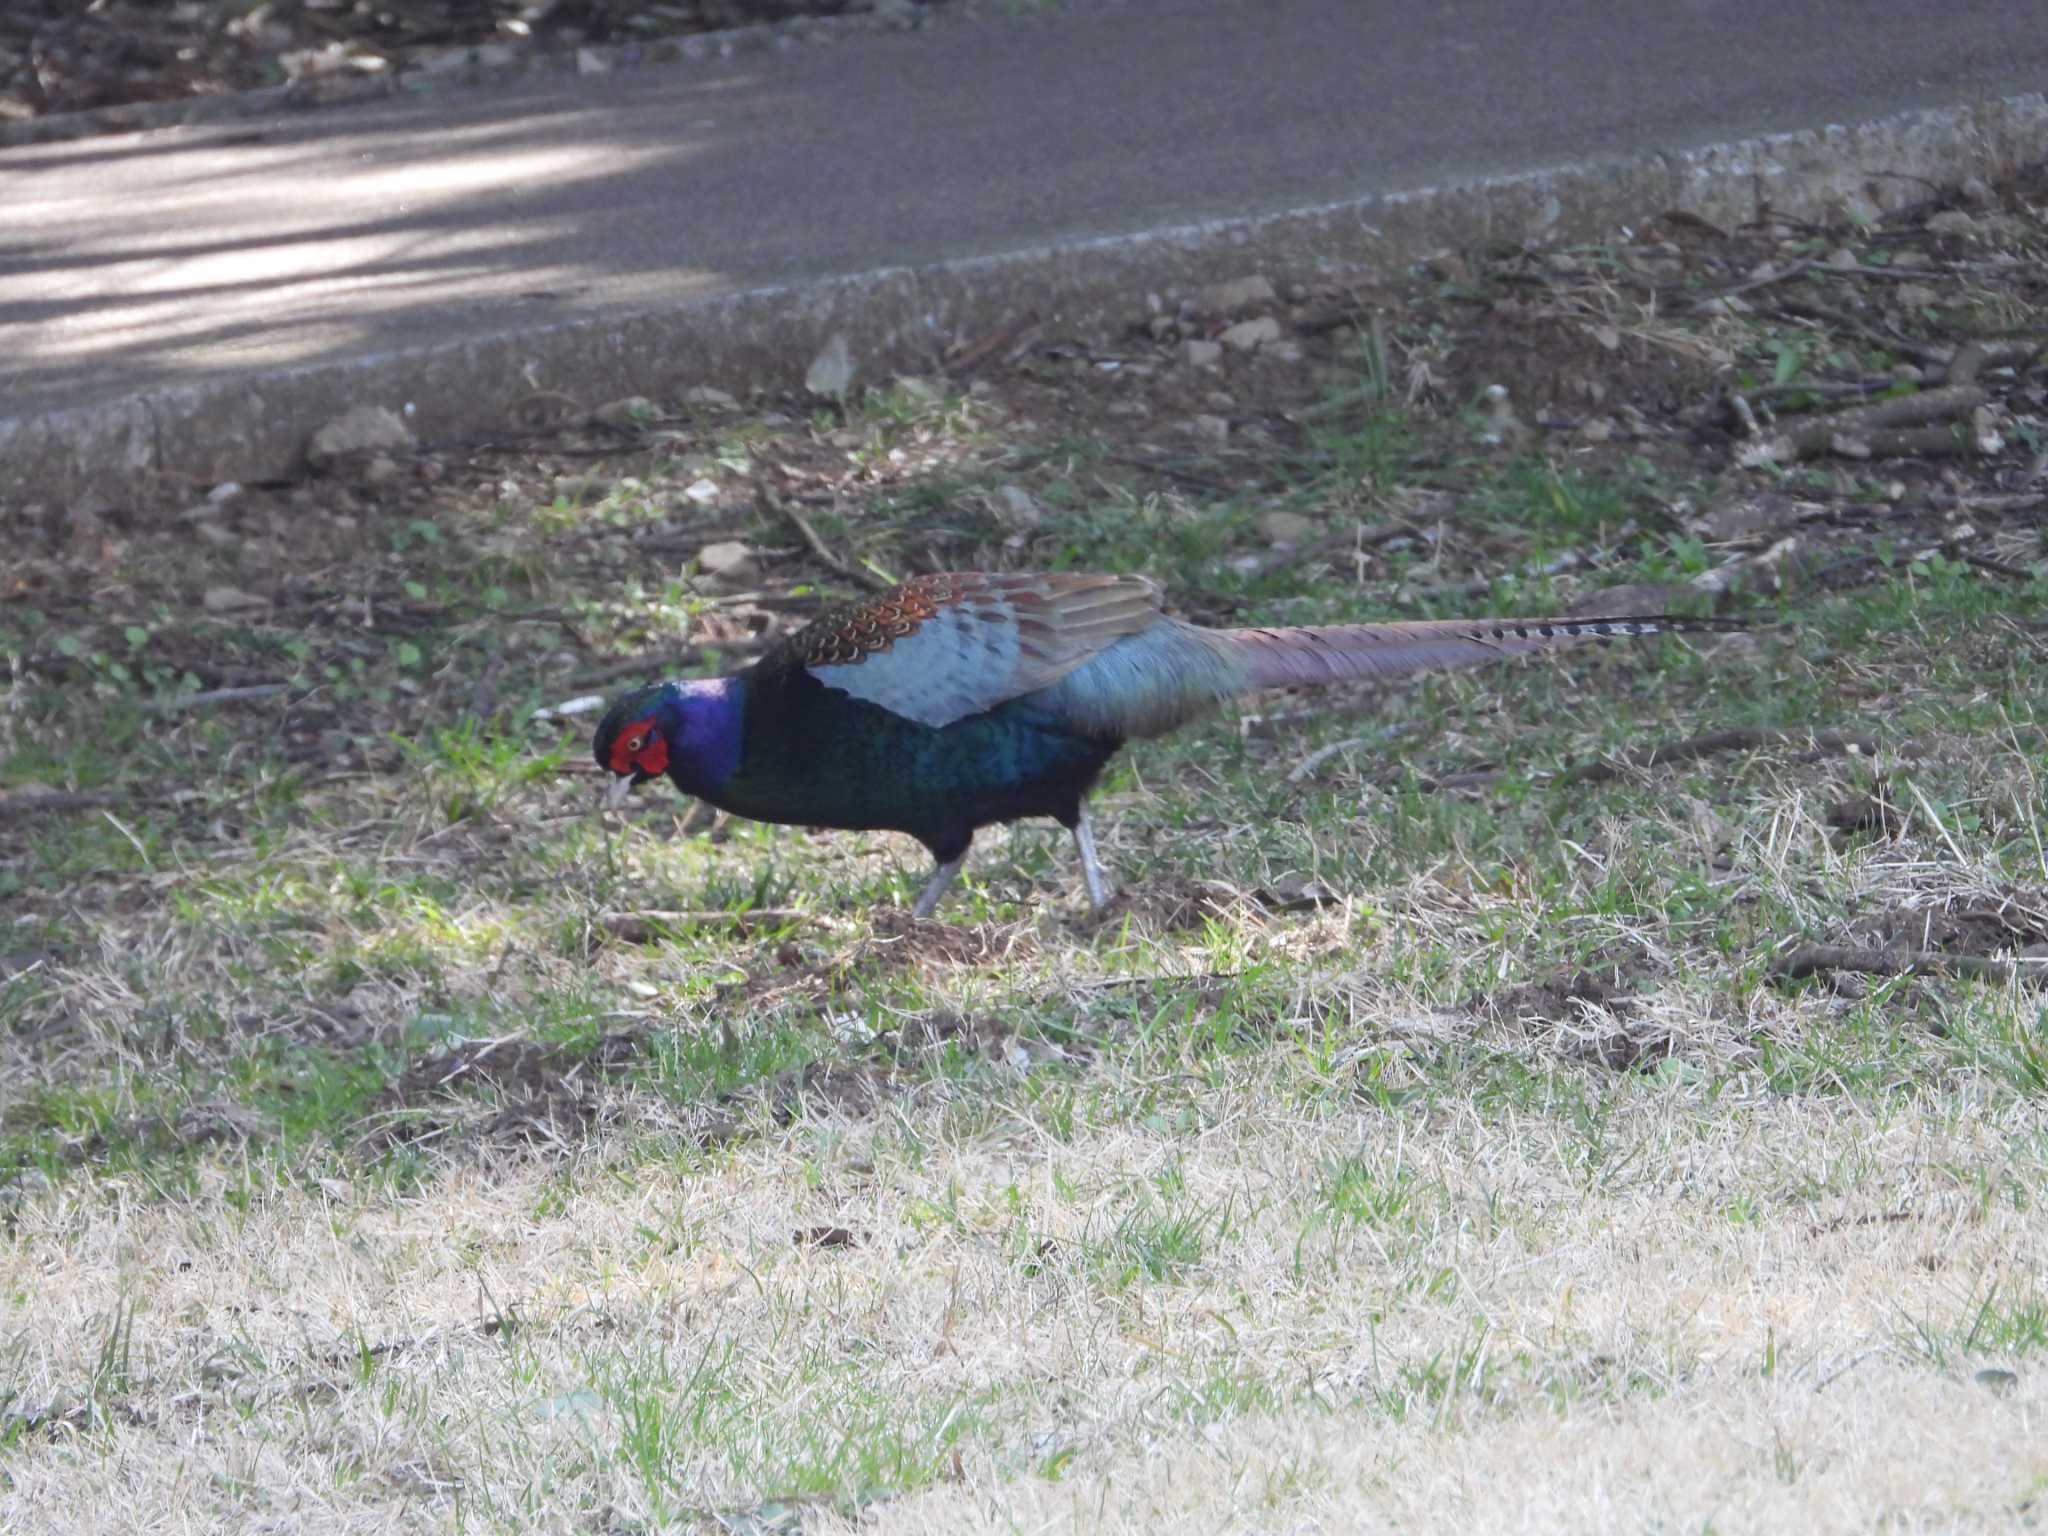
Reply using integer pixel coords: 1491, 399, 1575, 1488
1556, 728, 1883, 787
0, 790, 128, 818
1771, 943, 2047, 986
942, 311, 1042, 374
154, 682, 291, 712
600, 908, 813, 941
760, 484, 895, 591
1286, 725, 1410, 785
1738, 383, 1988, 466
1688, 256, 1816, 310
1770, 297, 1954, 367
565, 636, 772, 692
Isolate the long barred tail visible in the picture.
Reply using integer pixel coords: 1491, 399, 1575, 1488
1226, 614, 1749, 691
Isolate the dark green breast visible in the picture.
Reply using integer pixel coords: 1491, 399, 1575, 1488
708, 665, 1116, 860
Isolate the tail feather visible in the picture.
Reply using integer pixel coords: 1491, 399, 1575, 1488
1226, 615, 1746, 691
1037, 611, 1748, 742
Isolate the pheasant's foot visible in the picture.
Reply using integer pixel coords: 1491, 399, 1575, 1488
910, 854, 967, 920
1072, 803, 1113, 910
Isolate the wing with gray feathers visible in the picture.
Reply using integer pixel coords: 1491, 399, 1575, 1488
799, 571, 1164, 729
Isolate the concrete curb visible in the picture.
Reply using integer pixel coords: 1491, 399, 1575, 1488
6, 90, 2043, 516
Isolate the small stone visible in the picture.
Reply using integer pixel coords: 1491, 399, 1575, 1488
193, 521, 236, 549
1974, 1368, 2018, 1396
1219, 316, 1282, 352
1479, 384, 1535, 451
203, 585, 268, 613
683, 386, 739, 410
1104, 400, 1149, 418
1578, 417, 1616, 443
1894, 283, 1939, 310
891, 374, 943, 405
1926, 209, 1978, 237
683, 478, 721, 506
1181, 339, 1224, 370
1194, 275, 1276, 314
1958, 176, 1994, 208
576, 47, 609, 75
695, 541, 757, 582
207, 481, 242, 503
307, 405, 414, 469
806, 334, 857, 402
363, 455, 400, 484
591, 396, 657, 431
1262, 340, 1304, 364
1258, 509, 1316, 545
991, 485, 1042, 527
1148, 315, 1178, 340
1826, 247, 1861, 270
1187, 414, 1230, 446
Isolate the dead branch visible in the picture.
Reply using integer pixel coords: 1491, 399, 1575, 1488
1739, 383, 1987, 466
601, 909, 813, 941
1556, 728, 1883, 787
942, 311, 1042, 374
759, 483, 894, 591
153, 682, 290, 712
1688, 256, 1816, 310
0, 790, 127, 818
1771, 943, 2047, 986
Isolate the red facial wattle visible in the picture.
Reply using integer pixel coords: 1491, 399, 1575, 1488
608, 716, 670, 778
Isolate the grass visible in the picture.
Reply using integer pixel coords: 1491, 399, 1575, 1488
4, 179, 2048, 1532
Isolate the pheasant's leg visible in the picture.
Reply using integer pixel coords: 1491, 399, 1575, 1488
911, 854, 967, 920
1071, 803, 1113, 910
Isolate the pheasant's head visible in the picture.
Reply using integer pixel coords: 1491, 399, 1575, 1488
593, 677, 742, 809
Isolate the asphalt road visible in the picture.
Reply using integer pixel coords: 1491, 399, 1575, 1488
3, 0, 2045, 428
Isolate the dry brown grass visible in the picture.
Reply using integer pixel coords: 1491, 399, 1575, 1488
5, 1039, 2044, 1532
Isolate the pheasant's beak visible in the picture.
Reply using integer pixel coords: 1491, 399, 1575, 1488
605, 774, 636, 812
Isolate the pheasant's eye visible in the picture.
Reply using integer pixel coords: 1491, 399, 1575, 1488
625, 733, 646, 753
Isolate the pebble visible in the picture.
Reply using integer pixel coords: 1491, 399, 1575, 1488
683, 386, 740, 410
306, 404, 414, 469
1195, 275, 1276, 314
1258, 509, 1316, 545
806, 334, 857, 401
695, 541, 757, 582
1181, 339, 1223, 370
1187, 414, 1230, 446
203, 585, 269, 613
992, 485, 1042, 526
590, 396, 656, 430
1219, 316, 1281, 351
